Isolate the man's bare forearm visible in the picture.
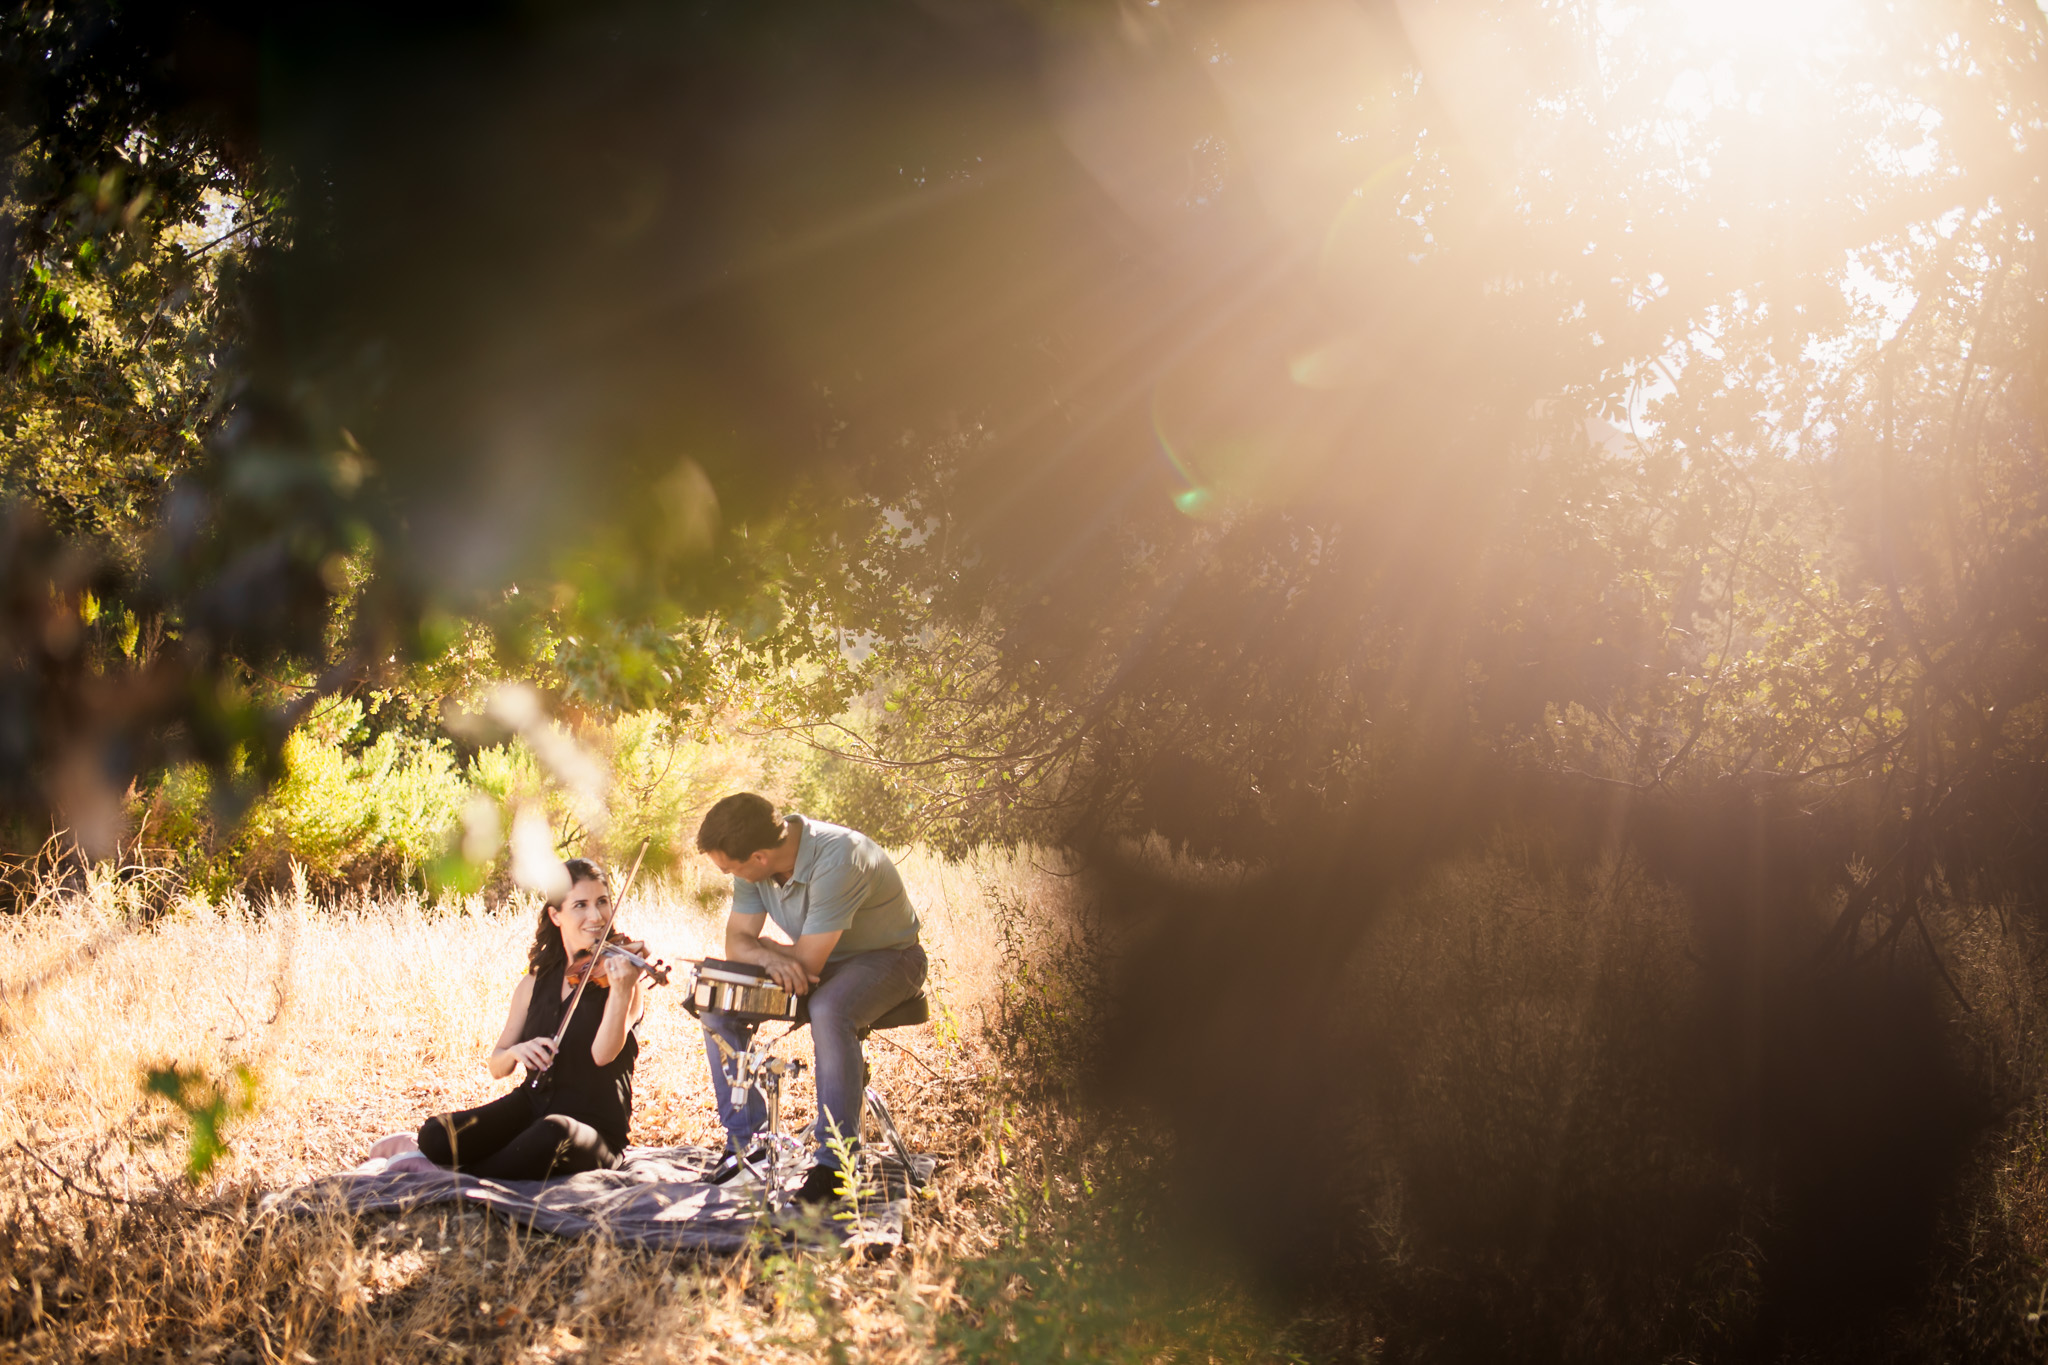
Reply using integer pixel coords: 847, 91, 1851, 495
725, 924, 796, 965
724, 921, 820, 995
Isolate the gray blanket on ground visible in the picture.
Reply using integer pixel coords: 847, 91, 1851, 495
262, 1146, 936, 1255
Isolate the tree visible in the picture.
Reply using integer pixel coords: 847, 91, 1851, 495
6, 0, 2048, 948
817, 0, 2048, 951
0, 0, 1055, 858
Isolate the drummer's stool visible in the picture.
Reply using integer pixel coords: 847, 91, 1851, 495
855, 991, 930, 1186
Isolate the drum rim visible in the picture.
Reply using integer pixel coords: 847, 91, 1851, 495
693, 965, 788, 989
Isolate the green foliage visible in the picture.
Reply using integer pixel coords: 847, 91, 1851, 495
462, 709, 765, 881
125, 697, 804, 897
933, 1206, 1279, 1365
786, 726, 926, 851
595, 712, 760, 874
0, 14, 250, 560
0, 3, 919, 858
144, 698, 470, 895
4, 0, 2047, 932
246, 701, 468, 889
141, 1062, 258, 1183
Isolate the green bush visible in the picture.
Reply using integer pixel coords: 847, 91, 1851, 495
127, 701, 897, 899
464, 711, 765, 882
787, 745, 924, 847
143, 698, 469, 896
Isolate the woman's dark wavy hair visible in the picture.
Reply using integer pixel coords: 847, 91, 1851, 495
527, 857, 605, 976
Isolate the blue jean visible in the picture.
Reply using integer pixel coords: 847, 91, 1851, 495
700, 942, 927, 1168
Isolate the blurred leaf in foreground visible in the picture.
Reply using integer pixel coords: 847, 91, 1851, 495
142, 1062, 259, 1182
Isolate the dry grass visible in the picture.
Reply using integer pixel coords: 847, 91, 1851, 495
0, 846, 1278, 1363
49, 834, 2048, 1362
1285, 856, 2048, 1362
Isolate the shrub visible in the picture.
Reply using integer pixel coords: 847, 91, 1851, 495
1333, 854, 1762, 1361
788, 742, 926, 849
141, 698, 469, 896
465, 711, 767, 883
122, 701, 932, 901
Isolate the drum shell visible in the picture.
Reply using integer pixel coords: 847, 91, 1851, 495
688, 968, 801, 1023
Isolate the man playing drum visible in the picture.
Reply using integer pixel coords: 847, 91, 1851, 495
693, 792, 927, 1205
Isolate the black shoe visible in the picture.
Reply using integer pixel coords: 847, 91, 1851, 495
707, 1145, 766, 1186
793, 1163, 845, 1207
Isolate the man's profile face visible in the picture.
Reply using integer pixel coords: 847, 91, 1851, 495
709, 848, 776, 884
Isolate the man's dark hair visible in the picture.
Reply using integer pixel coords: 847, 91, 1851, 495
697, 792, 785, 860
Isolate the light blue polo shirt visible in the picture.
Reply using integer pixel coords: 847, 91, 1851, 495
730, 815, 920, 962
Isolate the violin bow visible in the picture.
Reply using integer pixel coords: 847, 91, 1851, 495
530, 838, 650, 1082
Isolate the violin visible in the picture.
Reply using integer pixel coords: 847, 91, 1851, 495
567, 930, 673, 989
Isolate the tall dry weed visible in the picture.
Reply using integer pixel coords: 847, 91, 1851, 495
1077, 841, 2048, 1363
1319, 852, 1761, 1361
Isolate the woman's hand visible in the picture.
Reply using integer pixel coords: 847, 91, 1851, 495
605, 941, 646, 990
590, 948, 647, 1067
502, 1036, 558, 1072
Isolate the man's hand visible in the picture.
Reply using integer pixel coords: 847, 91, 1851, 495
728, 916, 824, 996
502, 1037, 557, 1072
758, 947, 822, 997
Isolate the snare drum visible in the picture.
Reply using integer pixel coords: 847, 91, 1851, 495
687, 958, 802, 1023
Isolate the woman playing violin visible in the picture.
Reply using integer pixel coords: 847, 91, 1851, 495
411, 857, 649, 1180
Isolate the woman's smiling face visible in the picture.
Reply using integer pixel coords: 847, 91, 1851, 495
549, 877, 613, 953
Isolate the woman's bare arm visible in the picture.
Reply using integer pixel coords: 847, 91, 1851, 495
589, 963, 645, 1066
487, 974, 543, 1079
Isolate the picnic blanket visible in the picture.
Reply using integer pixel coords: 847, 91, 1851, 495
261, 1145, 937, 1256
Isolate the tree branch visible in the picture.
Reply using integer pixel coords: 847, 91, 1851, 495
10, 1140, 239, 1223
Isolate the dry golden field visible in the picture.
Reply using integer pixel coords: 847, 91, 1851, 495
0, 848, 1272, 1364
35, 837, 2048, 1363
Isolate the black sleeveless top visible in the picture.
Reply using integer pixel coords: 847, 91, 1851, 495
519, 960, 638, 1152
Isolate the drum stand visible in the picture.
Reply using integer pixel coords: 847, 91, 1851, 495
708, 1029, 925, 1205
709, 1030, 810, 1199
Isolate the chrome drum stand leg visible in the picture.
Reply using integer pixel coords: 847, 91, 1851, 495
860, 1080, 925, 1186
757, 1053, 809, 1197
714, 1032, 807, 1207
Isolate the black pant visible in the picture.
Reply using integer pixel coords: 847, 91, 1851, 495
416, 1088, 618, 1181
